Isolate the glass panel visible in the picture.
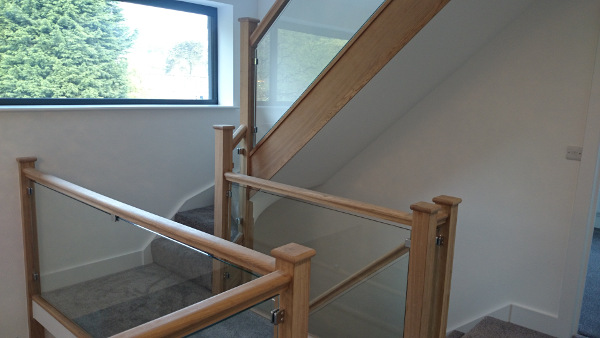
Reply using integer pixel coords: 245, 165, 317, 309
233, 183, 411, 336
34, 182, 256, 337
309, 254, 409, 337
255, 0, 386, 143
186, 296, 277, 337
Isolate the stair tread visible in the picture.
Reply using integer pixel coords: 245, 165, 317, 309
463, 317, 553, 338
174, 205, 214, 234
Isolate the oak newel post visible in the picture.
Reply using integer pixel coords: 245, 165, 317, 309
17, 157, 44, 337
213, 125, 235, 293
405, 201, 440, 338
271, 243, 316, 338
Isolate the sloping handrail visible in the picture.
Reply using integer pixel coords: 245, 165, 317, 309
18, 158, 316, 338
249, 0, 290, 48
22, 166, 276, 275
309, 243, 410, 314
225, 172, 449, 226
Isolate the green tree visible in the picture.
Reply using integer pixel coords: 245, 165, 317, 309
165, 41, 205, 75
0, 0, 135, 98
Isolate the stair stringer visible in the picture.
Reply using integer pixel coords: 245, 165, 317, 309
249, 0, 450, 180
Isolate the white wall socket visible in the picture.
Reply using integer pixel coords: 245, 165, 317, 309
566, 146, 583, 161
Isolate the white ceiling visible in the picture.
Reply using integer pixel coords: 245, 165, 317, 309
273, 0, 535, 188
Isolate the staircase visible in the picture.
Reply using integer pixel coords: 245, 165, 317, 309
41, 206, 273, 337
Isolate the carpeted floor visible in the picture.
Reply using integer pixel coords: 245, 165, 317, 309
579, 228, 600, 338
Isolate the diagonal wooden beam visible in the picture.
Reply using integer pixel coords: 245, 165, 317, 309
249, 0, 451, 180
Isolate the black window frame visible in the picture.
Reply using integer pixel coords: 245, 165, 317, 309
0, 0, 218, 106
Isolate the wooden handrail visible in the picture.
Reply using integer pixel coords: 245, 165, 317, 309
22, 167, 276, 276
232, 124, 248, 149
309, 244, 410, 313
249, 0, 290, 48
111, 271, 291, 338
226, 172, 413, 226
32, 295, 91, 338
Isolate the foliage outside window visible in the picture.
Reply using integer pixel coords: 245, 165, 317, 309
0, 0, 217, 105
256, 26, 347, 103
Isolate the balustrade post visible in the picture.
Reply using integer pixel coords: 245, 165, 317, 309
431, 195, 462, 338
405, 201, 440, 338
17, 157, 44, 337
213, 125, 235, 294
271, 243, 316, 338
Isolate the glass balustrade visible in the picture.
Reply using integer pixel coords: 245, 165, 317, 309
231, 182, 411, 336
254, 0, 386, 143
33, 182, 265, 337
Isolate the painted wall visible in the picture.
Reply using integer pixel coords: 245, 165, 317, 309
308, 1, 600, 335
0, 0, 262, 335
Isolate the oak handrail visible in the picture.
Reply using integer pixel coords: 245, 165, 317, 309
111, 271, 291, 338
249, 0, 290, 48
22, 167, 276, 276
232, 124, 248, 150
226, 172, 413, 226
309, 243, 410, 314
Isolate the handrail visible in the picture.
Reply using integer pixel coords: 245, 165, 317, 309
22, 167, 276, 275
232, 124, 248, 150
111, 271, 291, 337
309, 244, 410, 313
249, 0, 290, 48
226, 172, 413, 226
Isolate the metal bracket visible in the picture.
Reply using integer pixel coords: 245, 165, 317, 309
223, 271, 231, 279
237, 147, 246, 155
226, 190, 232, 198
436, 235, 445, 246
271, 309, 285, 325
253, 57, 259, 65
33, 272, 39, 281
235, 218, 243, 226
111, 214, 120, 222
252, 126, 258, 134
26, 187, 33, 195
405, 238, 411, 248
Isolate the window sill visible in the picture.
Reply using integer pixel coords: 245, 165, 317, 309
0, 104, 239, 112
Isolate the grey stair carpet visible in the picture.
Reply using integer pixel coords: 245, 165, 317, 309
447, 330, 465, 338
174, 205, 215, 234
460, 317, 554, 338
43, 263, 213, 337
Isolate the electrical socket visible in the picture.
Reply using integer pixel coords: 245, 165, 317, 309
566, 146, 583, 161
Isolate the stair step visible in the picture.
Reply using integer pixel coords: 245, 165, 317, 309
174, 205, 215, 234
463, 317, 553, 338
151, 237, 213, 289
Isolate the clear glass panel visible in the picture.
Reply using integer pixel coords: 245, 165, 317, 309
254, 0, 386, 143
34, 182, 257, 337
309, 254, 409, 337
233, 183, 411, 336
186, 296, 277, 337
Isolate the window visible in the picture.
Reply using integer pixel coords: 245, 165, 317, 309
0, 0, 218, 105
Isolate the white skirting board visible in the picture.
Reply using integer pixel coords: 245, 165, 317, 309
448, 303, 558, 336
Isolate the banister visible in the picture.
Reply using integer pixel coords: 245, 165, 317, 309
309, 243, 410, 314
249, 0, 290, 48
232, 124, 248, 150
225, 172, 413, 226
111, 271, 291, 338
22, 167, 276, 276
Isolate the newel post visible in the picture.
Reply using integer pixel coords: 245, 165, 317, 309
431, 195, 462, 338
404, 201, 441, 338
17, 157, 44, 337
271, 243, 316, 338
213, 125, 235, 294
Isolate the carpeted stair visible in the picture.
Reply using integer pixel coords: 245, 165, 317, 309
42, 205, 273, 337
447, 317, 554, 338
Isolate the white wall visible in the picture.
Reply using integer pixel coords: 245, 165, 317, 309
258, 1, 600, 334
308, 1, 600, 335
0, 0, 263, 335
